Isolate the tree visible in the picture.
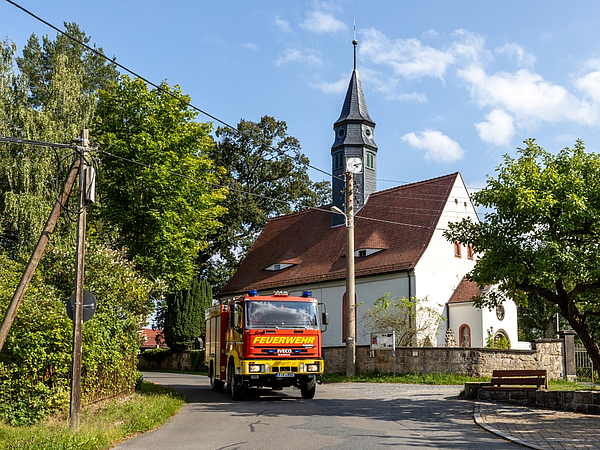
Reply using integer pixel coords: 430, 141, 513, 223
0, 25, 113, 259
94, 76, 226, 291
163, 277, 209, 352
200, 116, 330, 290
360, 294, 444, 347
445, 139, 600, 369
16, 22, 118, 113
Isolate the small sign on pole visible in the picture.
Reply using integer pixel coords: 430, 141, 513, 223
370, 332, 396, 375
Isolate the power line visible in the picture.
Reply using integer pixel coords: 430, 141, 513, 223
5, 0, 344, 184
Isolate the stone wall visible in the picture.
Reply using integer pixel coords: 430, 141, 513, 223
478, 389, 600, 415
323, 339, 564, 379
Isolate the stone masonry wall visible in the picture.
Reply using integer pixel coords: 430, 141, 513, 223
323, 339, 563, 379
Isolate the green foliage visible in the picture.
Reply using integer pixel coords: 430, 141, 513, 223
200, 116, 331, 290
140, 348, 172, 364
445, 138, 600, 368
163, 278, 207, 352
189, 350, 207, 372
0, 243, 157, 425
0, 380, 185, 450
94, 76, 226, 291
361, 294, 443, 347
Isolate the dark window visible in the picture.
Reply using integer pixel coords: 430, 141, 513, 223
333, 152, 344, 171
366, 151, 375, 170
454, 242, 462, 258
467, 244, 474, 260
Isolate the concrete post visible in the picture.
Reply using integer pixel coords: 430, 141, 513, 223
559, 330, 577, 382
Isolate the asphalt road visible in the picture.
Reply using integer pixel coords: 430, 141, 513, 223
112, 372, 520, 450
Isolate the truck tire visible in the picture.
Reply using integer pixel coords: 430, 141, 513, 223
228, 361, 245, 401
210, 363, 223, 392
300, 378, 316, 399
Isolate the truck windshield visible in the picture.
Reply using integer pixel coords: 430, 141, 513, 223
245, 301, 319, 329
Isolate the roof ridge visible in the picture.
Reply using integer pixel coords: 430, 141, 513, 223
371, 172, 459, 197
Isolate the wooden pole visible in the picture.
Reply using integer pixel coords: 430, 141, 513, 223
345, 170, 356, 378
0, 157, 80, 352
70, 129, 88, 431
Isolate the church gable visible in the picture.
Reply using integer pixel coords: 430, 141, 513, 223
219, 173, 460, 297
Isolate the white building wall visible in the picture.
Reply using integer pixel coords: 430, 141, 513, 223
413, 174, 479, 345
277, 272, 411, 347
448, 302, 483, 346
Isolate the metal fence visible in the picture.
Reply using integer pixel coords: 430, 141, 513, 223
575, 343, 596, 384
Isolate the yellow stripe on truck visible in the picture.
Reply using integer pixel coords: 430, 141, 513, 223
252, 336, 316, 345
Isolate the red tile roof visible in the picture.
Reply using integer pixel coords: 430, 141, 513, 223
219, 173, 459, 296
140, 328, 167, 349
448, 277, 488, 304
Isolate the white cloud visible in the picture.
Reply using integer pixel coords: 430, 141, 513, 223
360, 28, 488, 81
496, 43, 536, 69
457, 65, 599, 126
299, 10, 347, 34
475, 109, 515, 147
397, 92, 428, 103
401, 129, 464, 163
275, 16, 292, 33
311, 76, 348, 94
276, 48, 322, 67
244, 42, 259, 51
574, 60, 600, 103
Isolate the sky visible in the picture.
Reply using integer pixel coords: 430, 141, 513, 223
4, 0, 600, 202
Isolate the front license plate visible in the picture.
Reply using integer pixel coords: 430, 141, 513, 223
275, 372, 295, 378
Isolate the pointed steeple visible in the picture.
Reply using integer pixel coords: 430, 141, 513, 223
331, 35, 378, 226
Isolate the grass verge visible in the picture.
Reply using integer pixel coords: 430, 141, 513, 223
323, 372, 600, 391
0, 381, 185, 450
323, 371, 489, 385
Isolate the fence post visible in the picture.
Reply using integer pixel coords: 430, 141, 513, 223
559, 330, 577, 382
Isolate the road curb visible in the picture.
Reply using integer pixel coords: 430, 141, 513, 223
473, 402, 545, 450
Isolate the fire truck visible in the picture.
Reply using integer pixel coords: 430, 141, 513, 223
205, 290, 328, 400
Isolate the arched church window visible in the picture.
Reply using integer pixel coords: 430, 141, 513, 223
459, 324, 471, 347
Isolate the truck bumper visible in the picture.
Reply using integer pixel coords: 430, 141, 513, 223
241, 358, 324, 376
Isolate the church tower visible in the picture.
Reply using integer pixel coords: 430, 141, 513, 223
331, 37, 377, 226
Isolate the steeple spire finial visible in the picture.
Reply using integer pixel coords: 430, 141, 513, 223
353, 20, 357, 70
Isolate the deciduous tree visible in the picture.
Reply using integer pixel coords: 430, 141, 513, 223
94, 76, 226, 290
445, 139, 600, 369
200, 116, 330, 290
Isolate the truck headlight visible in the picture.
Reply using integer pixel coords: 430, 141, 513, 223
306, 364, 320, 372
248, 364, 264, 373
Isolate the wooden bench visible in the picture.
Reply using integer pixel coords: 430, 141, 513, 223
481, 369, 547, 391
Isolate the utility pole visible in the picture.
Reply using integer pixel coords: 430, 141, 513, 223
345, 169, 356, 378
0, 158, 80, 352
70, 129, 89, 431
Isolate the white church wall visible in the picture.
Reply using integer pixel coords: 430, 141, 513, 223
283, 272, 411, 347
449, 302, 483, 346
414, 174, 479, 345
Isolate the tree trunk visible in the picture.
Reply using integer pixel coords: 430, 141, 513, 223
559, 298, 600, 372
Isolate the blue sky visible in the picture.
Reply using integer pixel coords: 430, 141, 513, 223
4, 1, 600, 198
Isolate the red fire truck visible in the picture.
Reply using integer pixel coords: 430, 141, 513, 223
205, 290, 328, 400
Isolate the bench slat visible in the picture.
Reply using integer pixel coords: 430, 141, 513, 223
490, 377, 546, 386
491, 370, 546, 377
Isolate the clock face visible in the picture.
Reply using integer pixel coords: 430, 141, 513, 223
346, 157, 362, 173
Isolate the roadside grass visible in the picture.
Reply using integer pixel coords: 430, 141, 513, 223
323, 371, 489, 385
0, 381, 185, 450
324, 372, 600, 391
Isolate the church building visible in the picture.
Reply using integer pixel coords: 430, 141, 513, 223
218, 39, 524, 350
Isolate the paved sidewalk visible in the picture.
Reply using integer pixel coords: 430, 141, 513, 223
475, 401, 600, 450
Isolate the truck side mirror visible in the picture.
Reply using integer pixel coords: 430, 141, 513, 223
230, 303, 241, 330
322, 312, 329, 326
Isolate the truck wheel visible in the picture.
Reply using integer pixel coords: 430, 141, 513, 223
210, 364, 223, 392
300, 378, 316, 399
228, 361, 245, 401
